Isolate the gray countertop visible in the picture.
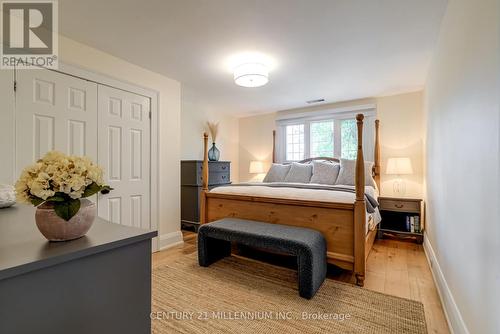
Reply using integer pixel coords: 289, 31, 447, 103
0, 204, 157, 280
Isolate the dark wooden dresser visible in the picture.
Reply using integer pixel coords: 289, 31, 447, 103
181, 160, 231, 230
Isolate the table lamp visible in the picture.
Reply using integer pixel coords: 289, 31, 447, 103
249, 161, 264, 174
386, 157, 413, 196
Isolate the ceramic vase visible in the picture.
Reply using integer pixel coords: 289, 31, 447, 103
35, 199, 96, 241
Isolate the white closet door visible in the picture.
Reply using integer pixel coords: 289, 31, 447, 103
97, 85, 151, 229
16, 69, 98, 175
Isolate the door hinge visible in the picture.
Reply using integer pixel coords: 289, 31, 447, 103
13, 81, 17, 92
149, 111, 152, 119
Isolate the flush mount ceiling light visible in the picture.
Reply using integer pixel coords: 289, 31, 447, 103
233, 62, 269, 88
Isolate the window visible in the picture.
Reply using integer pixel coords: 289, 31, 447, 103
277, 107, 375, 162
285, 124, 304, 161
310, 120, 334, 157
282, 117, 363, 161
341, 119, 357, 159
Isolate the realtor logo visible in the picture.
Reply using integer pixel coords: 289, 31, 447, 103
1, 0, 58, 69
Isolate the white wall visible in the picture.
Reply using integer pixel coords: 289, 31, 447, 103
239, 92, 425, 199
239, 112, 277, 182
424, 0, 499, 332
0, 70, 14, 185
377, 92, 424, 198
181, 87, 239, 181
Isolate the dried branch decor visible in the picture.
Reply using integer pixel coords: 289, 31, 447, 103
207, 122, 219, 143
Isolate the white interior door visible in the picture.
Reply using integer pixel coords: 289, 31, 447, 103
97, 85, 151, 229
15, 68, 153, 232
16, 69, 98, 174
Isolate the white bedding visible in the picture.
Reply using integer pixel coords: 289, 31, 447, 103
210, 183, 381, 234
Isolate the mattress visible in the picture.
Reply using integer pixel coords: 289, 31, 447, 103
210, 183, 381, 235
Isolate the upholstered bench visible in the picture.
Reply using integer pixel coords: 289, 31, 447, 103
198, 218, 327, 299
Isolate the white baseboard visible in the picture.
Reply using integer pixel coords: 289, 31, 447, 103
423, 234, 470, 334
158, 230, 184, 251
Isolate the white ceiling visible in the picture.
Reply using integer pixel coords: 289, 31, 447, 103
59, 0, 448, 116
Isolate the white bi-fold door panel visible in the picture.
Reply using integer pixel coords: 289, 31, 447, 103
16, 69, 98, 175
15, 68, 152, 231
97, 85, 151, 229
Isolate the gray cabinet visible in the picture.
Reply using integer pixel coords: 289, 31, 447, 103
0, 205, 157, 334
181, 160, 231, 229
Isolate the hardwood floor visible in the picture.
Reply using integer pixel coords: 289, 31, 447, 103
153, 232, 450, 334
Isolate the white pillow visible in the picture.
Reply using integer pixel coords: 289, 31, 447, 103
310, 161, 340, 185
263, 164, 291, 183
335, 159, 376, 188
283, 163, 313, 183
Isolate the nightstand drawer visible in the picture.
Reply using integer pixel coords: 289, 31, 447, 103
379, 199, 420, 213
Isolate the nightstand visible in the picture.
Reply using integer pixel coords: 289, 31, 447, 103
377, 197, 424, 244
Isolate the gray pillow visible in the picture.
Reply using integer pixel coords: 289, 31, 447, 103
310, 160, 340, 185
335, 158, 376, 187
263, 164, 291, 183
283, 163, 313, 183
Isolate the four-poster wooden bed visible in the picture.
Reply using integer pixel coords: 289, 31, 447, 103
199, 114, 381, 286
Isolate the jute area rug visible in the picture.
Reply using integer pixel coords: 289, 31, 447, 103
152, 255, 427, 334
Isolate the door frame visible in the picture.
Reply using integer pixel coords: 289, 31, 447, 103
48, 62, 160, 251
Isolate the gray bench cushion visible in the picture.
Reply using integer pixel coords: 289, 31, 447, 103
198, 218, 327, 299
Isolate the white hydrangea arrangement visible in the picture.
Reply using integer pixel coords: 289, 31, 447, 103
15, 151, 112, 221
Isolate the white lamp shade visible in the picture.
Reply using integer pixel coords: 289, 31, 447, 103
234, 63, 269, 87
386, 158, 413, 175
249, 161, 265, 174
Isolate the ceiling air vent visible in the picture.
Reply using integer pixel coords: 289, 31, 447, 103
306, 98, 325, 104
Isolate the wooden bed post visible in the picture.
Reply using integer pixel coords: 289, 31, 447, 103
374, 119, 381, 190
200, 133, 209, 224
272, 130, 276, 163
354, 114, 366, 286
